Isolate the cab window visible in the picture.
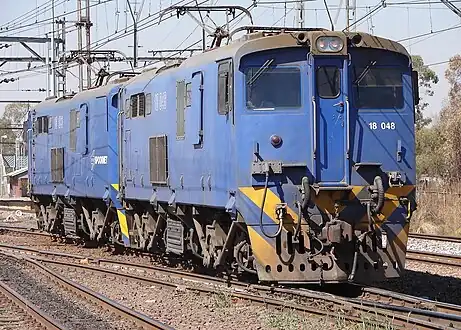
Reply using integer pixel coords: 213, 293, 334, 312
246, 67, 301, 110
317, 66, 340, 98
353, 67, 403, 109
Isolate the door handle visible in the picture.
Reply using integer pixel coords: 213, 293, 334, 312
334, 101, 344, 113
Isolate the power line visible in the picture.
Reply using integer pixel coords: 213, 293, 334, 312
0, 0, 56, 30
426, 59, 451, 66
398, 23, 461, 42
0, 0, 112, 37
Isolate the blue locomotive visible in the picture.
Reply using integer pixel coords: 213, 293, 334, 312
28, 27, 418, 284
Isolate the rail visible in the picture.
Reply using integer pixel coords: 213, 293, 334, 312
1, 251, 173, 330
409, 232, 461, 243
1, 242, 460, 329
406, 250, 461, 268
0, 279, 68, 330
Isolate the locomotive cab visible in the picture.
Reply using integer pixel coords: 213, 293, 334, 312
234, 30, 417, 283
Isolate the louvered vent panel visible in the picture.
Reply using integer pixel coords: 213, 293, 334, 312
149, 135, 168, 184
50, 147, 64, 182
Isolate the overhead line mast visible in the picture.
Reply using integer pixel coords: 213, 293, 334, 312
76, 0, 92, 91
296, 0, 305, 28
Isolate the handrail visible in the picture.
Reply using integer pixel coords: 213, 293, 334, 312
345, 98, 350, 159
312, 97, 317, 159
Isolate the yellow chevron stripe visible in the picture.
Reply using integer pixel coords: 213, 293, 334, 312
111, 183, 120, 192
240, 185, 415, 229
247, 226, 277, 267
116, 209, 129, 238
239, 187, 299, 229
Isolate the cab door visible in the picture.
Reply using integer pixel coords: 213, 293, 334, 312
313, 58, 348, 185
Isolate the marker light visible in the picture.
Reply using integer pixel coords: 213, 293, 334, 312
316, 36, 344, 53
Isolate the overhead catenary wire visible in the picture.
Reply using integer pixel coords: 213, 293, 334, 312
2, 0, 460, 97
0, 0, 57, 30
0, 0, 69, 34
0, 0, 112, 37
397, 23, 461, 42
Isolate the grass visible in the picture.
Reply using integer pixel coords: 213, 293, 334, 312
412, 182, 461, 236
261, 309, 397, 330
211, 291, 232, 309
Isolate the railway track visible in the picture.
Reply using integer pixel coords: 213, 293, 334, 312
409, 232, 461, 244
0, 278, 67, 330
0, 250, 172, 330
1, 242, 461, 329
3, 225, 461, 269
406, 250, 461, 268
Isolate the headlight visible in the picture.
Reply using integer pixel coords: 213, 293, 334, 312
315, 36, 344, 53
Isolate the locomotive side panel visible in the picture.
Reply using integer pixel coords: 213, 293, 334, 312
121, 63, 236, 208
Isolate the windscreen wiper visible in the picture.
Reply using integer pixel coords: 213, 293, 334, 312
353, 60, 377, 85
247, 58, 275, 86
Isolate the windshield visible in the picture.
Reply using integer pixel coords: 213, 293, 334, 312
352, 67, 403, 109
245, 67, 301, 110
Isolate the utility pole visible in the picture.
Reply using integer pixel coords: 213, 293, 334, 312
51, 0, 56, 96
57, 18, 67, 96
46, 34, 50, 97
76, 0, 92, 91
85, 0, 91, 89
345, 0, 357, 31
126, 1, 138, 68
77, 0, 84, 91
296, 0, 305, 28
345, 0, 350, 31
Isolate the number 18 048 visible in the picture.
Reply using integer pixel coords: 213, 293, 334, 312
369, 122, 396, 130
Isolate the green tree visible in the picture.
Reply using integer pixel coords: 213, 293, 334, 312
0, 103, 30, 155
437, 55, 461, 179
412, 55, 439, 130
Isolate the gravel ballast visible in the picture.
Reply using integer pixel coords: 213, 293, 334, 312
408, 237, 461, 256
2, 227, 461, 328
0, 254, 135, 330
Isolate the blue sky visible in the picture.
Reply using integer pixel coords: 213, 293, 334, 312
0, 0, 460, 118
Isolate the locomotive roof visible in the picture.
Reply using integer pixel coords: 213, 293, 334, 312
123, 29, 410, 88
33, 83, 122, 113
33, 29, 410, 111
179, 29, 410, 68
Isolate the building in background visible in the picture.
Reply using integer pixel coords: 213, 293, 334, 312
0, 155, 28, 197
6, 167, 28, 197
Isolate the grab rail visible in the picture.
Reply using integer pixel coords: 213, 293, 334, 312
312, 97, 317, 159
345, 98, 350, 159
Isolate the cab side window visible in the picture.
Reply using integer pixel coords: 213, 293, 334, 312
217, 60, 233, 115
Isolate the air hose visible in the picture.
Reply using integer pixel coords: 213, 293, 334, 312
349, 202, 376, 282
307, 235, 325, 259
301, 176, 310, 211
259, 164, 284, 238
295, 177, 311, 240
293, 201, 303, 240
372, 175, 384, 214
348, 244, 359, 282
